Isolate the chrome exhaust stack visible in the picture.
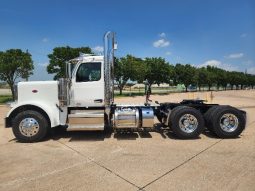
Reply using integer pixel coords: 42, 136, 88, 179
104, 31, 117, 107
104, 31, 117, 126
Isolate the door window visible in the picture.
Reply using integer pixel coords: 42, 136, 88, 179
76, 62, 101, 82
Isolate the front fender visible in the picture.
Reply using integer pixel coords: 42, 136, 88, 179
6, 101, 60, 128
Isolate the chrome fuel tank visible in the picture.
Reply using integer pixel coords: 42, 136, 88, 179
113, 107, 140, 128
141, 107, 154, 128
113, 107, 154, 129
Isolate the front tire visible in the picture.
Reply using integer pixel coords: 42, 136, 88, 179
12, 110, 49, 142
169, 106, 205, 139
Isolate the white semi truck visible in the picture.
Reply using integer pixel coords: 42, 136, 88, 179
5, 32, 246, 142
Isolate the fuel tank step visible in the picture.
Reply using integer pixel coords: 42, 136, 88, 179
66, 124, 104, 131
67, 110, 105, 131
69, 113, 104, 118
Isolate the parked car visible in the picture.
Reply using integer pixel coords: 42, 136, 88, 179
187, 85, 197, 92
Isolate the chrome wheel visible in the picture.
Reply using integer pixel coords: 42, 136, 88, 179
19, 118, 40, 137
220, 113, 239, 133
179, 114, 198, 133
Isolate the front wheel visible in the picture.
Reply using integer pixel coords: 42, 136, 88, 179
169, 106, 205, 139
12, 110, 49, 142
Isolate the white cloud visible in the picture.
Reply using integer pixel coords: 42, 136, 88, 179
165, 51, 171, 55
199, 59, 239, 71
153, 39, 170, 48
38, 62, 48, 67
240, 33, 247, 38
242, 60, 253, 65
159, 32, 166, 38
247, 67, 255, 74
220, 64, 239, 72
42, 38, 49, 43
92, 46, 104, 53
225, 53, 244, 59
200, 60, 221, 67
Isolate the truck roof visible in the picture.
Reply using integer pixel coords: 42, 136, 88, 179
69, 54, 104, 63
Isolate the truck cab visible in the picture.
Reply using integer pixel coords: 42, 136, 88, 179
69, 55, 105, 107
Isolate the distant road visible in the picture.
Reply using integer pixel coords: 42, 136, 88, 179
0, 89, 11, 95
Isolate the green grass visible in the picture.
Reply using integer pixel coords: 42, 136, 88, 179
0, 95, 13, 104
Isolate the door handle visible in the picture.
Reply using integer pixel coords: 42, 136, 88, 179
94, 99, 103, 103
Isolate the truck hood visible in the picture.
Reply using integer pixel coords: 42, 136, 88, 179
17, 81, 59, 105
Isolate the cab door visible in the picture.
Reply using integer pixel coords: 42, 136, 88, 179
70, 62, 104, 107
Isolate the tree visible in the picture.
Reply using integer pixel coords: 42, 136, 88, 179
205, 66, 218, 91
0, 49, 34, 100
47, 46, 92, 80
247, 74, 255, 89
114, 55, 144, 95
228, 71, 242, 90
239, 72, 248, 90
130, 56, 146, 83
114, 57, 130, 95
195, 67, 208, 91
174, 64, 196, 91
214, 67, 228, 90
168, 64, 176, 85
144, 57, 172, 92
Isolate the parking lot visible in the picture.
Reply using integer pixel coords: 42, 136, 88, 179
0, 90, 254, 191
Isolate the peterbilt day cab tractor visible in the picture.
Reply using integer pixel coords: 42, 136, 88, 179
5, 32, 246, 142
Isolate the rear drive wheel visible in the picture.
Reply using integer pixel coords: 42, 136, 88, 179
204, 105, 219, 133
12, 110, 49, 142
169, 106, 204, 139
210, 106, 245, 138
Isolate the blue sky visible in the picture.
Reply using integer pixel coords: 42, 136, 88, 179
0, 0, 254, 80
